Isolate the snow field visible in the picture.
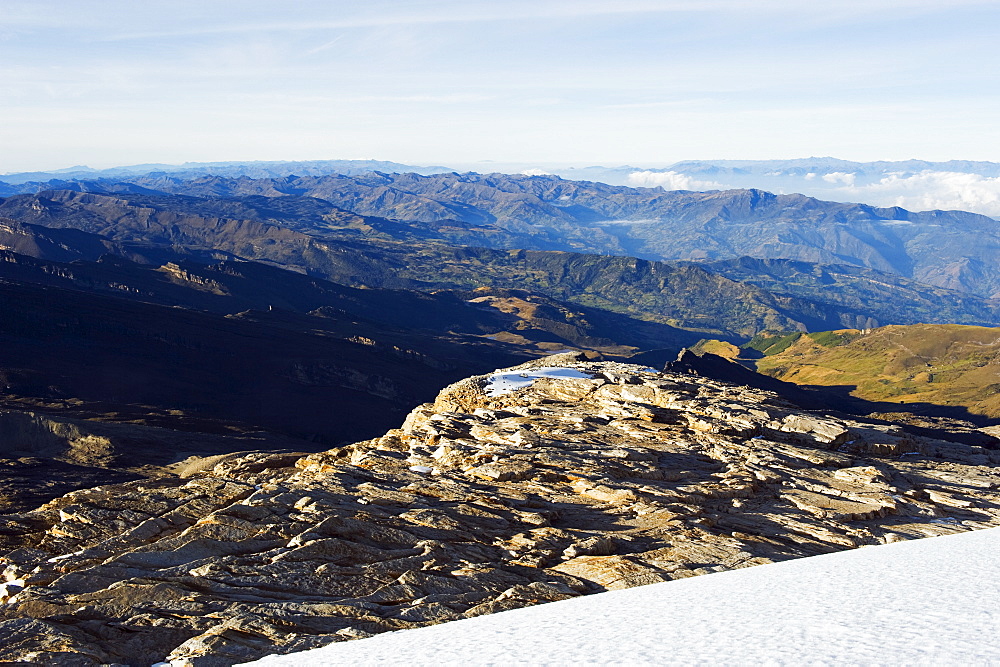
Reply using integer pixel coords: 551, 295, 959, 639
245, 527, 1000, 666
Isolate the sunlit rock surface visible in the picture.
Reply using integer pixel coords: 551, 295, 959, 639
2, 353, 999, 665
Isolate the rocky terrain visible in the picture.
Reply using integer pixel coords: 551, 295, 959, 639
2, 353, 999, 665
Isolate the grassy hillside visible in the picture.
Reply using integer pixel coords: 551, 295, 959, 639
755, 324, 1000, 418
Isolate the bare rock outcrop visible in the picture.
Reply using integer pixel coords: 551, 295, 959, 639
2, 355, 999, 665
0, 409, 306, 514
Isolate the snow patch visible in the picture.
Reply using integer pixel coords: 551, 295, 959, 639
485, 367, 593, 396
0, 579, 25, 603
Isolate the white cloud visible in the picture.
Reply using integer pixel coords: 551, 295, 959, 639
626, 170, 726, 191
838, 171, 1000, 217
822, 171, 856, 186
520, 168, 551, 176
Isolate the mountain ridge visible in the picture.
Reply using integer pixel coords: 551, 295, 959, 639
3, 187, 998, 337
3, 172, 998, 296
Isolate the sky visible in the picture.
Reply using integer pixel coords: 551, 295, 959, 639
2, 0, 999, 173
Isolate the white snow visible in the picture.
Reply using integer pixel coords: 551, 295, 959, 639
484, 367, 593, 396
244, 527, 1000, 665
0, 578, 25, 603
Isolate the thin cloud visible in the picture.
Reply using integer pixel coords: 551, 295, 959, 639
100, 2, 701, 42
344, 94, 496, 104
601, 99, 713, 110
97, 0, 989, 42
305, 34, 345, 55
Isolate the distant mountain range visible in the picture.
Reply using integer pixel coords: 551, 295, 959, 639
0, 159, 453, 185
662, 157, 1000, 180
4, 184, 1000, 336
3, 172, 1000, 298
627, 159, 1000, 219
6, 157, 999, 217
7, 157, 1000, 187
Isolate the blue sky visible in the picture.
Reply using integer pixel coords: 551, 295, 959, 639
1, 0, 998, 172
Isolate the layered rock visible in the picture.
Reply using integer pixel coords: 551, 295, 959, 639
2, 353, 999, 665
0, 409, 310, 515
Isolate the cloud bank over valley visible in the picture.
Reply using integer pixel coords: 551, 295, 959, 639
618, 161, 1000, 217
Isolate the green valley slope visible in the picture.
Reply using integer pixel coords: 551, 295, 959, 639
753, 325, 1000, 419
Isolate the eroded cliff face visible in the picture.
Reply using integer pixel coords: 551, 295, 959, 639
2, 354, 999, 665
